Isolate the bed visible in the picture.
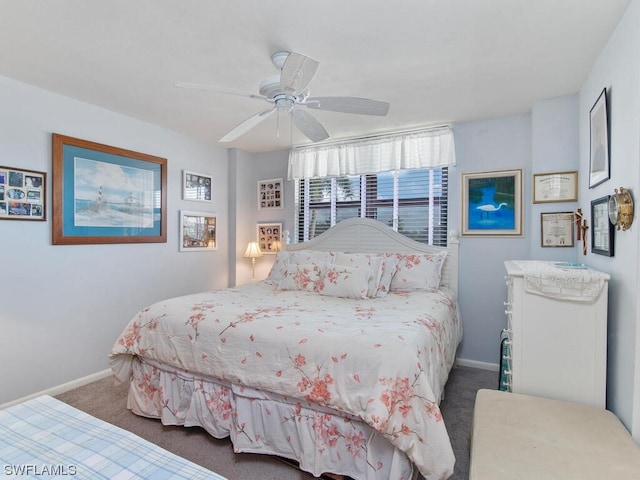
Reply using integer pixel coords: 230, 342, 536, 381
0, 395, 228, 479
109, 218, 462, 480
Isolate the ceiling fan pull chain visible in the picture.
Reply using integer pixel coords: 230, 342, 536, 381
276, 107, 281, 138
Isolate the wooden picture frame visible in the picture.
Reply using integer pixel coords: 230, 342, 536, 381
589, 88, 610, 188
52, 134, 167, 245
540, 212, 574, 247
0, 166, 46, 221
257, 222, 282, 254
183, 170, 212, 202
461, 169, 523, 236
180, 210, 217, 251
257, 178, 283, 210
533, 171, 578, 203
591, 195, 614, 256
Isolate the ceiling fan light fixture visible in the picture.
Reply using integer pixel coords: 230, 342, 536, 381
271, 51, 290, 70
258, 75, 282, 99
275, 96, 294, 113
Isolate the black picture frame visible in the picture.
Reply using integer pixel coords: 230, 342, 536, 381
589, 88, 610, 188
591, 195, 614, 256
0, 165, 46, 221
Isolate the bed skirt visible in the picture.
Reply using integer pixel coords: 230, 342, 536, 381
127, 357, 417, 480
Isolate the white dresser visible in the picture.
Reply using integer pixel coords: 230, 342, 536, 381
502, 260, 609, 408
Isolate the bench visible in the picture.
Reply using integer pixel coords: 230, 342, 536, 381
469, 389, 640, 479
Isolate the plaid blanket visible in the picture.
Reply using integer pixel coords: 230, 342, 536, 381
0, 395, 227, 479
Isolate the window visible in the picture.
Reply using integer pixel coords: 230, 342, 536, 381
294, 167, 448, 245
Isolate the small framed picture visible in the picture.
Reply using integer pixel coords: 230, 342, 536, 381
183, 170, 213, 202
0, 166, 46, 221
591, 196, 614, 256
540, 212, 574, 247
257, 222, 282, 254
180, 210, 217, 251
257, 178, 283, 210
589, 88, 610, 188
533, 171, 578, 203
461, 169, 523, 237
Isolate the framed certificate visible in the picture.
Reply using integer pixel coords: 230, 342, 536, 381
541, 212, 574, 247
533, 171, 578, 203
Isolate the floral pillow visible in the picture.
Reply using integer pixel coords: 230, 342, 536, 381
265, 251, 291, 285
278, 263, 324, 293
265, 250, 333, 286
373, 253, 401, 297
389, 251, 448, 292
318, 264, 370, 299
333, 253, 383, 297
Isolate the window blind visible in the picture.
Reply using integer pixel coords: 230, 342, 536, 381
294, 167, 448, 246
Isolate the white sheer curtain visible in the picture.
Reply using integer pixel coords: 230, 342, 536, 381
288, 126, 456, 179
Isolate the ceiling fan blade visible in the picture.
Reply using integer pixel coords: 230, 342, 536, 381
280, 51, 319, 96
291, 109, 329, 143
304, 96, 390, 116
174, 81, 265, 101
219, 108, 276, 143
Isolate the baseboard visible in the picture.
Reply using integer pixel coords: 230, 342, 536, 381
0, 369, 112, 410
455, 357, 500, 372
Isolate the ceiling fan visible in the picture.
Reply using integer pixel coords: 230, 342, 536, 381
174, 51, 390, 144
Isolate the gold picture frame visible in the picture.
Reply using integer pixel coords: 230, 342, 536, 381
533, 171, 578, 203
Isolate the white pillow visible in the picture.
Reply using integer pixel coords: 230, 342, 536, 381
278, 263, 324, 292
318, 264, 370, 299
389, 251, 448, 292
333, 253, 383, 297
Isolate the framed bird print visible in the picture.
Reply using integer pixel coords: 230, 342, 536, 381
461, 169, 523, 237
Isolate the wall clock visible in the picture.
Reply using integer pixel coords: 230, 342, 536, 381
608, 187, 634, 231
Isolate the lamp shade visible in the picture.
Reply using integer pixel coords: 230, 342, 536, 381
243, 241, 263, 259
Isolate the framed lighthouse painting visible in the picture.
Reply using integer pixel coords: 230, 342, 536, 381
461, 169, 523, 237
52, 134, 167, 245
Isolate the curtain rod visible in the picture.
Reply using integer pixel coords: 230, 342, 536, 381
291, 124, 452, 151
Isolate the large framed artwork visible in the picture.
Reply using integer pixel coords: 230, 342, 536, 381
589, 88, 610, 188
462, 169, 523, 237
591, 195, 614, 256
52, 134, 167, 245
180, 210, 217, 251
0, 166, 46, 221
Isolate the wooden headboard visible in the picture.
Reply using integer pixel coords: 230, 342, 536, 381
285, 218, 459, 296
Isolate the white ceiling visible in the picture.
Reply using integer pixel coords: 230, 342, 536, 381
0, 1, 631, 153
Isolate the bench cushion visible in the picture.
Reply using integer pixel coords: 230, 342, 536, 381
470, 389, 640, 480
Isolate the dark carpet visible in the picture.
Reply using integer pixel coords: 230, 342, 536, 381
55, 364, 497, 480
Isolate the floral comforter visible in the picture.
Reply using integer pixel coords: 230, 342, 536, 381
109, 281, 462, 480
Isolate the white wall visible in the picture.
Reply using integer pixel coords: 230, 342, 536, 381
451, 114, 533, 364
232, 149, 292, 285
0, 76, 229, 405
578, 0, 640, 438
